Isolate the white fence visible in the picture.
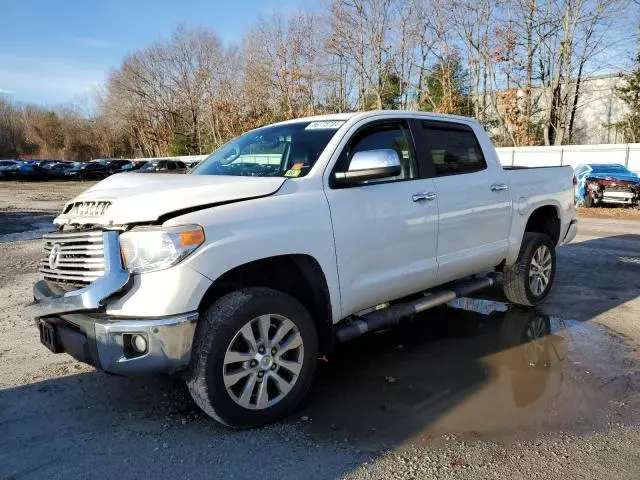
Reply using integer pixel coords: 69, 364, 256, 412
135, 143, 640, 173
496, 143, 640, 173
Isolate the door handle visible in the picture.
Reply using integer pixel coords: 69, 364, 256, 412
490, 183, 509, 191
412, 192, 437, 202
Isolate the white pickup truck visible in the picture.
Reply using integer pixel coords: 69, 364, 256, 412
29, 111, 577, 427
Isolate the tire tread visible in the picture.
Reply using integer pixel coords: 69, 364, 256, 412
503, 232, 555, 306
187, 287, 317, 428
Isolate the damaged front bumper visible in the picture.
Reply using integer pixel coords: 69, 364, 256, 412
27, 230, 198, 375
599, 190, 639, 205
579, 178, 640, 207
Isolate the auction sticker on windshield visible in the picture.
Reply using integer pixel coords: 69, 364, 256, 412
305, 121, 345, 130
284, 169, 302, 177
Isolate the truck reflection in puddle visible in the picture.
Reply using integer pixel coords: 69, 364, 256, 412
303, 298, 633, 447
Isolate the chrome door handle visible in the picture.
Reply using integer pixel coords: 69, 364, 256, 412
490, 183, 509, 191
412, 192, 437, 202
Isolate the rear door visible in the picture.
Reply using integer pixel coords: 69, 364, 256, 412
420, 120, 511, 283
324, 119, 439, 316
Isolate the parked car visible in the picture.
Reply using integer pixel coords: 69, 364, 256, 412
0, 160, 21, 178
113, 160, 135, 172
97, 159, 135, 174
1, 161, 48, 179
44, 162, 75, 179
137, 159, 187, 174
36, 160, 60, 168
118, 161, 147, 172
574, 163, 640, 207
28, 111, 577, 428
64, 162, 111, 180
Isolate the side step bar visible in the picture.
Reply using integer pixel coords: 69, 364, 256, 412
335, 274, 501, 343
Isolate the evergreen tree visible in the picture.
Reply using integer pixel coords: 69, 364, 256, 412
419, 53, 471, 116
614, 56, 640, 142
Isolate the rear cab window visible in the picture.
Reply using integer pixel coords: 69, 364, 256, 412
421, 120, 486, 176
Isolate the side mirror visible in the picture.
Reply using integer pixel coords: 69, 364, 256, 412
334, 149, 402, 185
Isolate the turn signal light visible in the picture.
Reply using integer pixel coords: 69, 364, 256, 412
180, 229, 206, 247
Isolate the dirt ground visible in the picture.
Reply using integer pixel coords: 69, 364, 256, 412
0, 181, 639, 480
576, 206, 640, 219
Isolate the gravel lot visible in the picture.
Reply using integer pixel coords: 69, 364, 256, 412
0, 181, 639, 480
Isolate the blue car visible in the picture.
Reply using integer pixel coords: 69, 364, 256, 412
0, 160, 20, 178
0, 161, 48, 180
574, 163, 640, 207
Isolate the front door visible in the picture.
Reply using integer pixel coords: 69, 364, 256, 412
324, 120, 439, 317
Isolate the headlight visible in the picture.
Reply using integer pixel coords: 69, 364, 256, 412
119, 225, 205, 274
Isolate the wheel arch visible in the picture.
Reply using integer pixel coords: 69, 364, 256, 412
505, 202, 562, 266
524, 204, 561, 245
198, 254, 334, 356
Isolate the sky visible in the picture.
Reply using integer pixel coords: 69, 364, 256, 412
0, 0, 312, 106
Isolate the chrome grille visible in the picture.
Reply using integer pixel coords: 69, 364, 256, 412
64, 201, 111, 217
40, 230, 105, 286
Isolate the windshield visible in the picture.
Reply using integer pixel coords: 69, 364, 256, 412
191, 121, 344, 178
589, 164, 633, 175
139, 161, 159, 171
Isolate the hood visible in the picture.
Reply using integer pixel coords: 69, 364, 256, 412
54, 173, 286, 226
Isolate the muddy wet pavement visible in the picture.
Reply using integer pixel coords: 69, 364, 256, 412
303, 300, 639, 448
0, 211, 55, 242
0, 182, 639, 479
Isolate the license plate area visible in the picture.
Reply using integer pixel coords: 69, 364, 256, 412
39, 320, 63, 353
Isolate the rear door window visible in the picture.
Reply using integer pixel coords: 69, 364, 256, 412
422, 122, 486, 176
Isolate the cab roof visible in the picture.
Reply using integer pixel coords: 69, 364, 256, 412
272, 110, 478, 127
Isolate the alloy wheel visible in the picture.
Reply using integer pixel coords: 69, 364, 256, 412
529, 245, 552, 296
222, 314, 304, 410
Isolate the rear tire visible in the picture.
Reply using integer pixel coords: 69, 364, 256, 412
187, 287, 318, 428
503, 233, 556, 306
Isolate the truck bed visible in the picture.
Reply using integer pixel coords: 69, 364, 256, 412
502, 165, 573, 198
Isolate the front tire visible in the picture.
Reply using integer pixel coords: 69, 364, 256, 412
503, 233, 556, 306
187, 287, 318, 428
583, 193, 594, 208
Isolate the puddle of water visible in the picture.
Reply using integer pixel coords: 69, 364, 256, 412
300, 299, 639, 448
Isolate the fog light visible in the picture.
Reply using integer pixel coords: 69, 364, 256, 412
131, 334, 148, 354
